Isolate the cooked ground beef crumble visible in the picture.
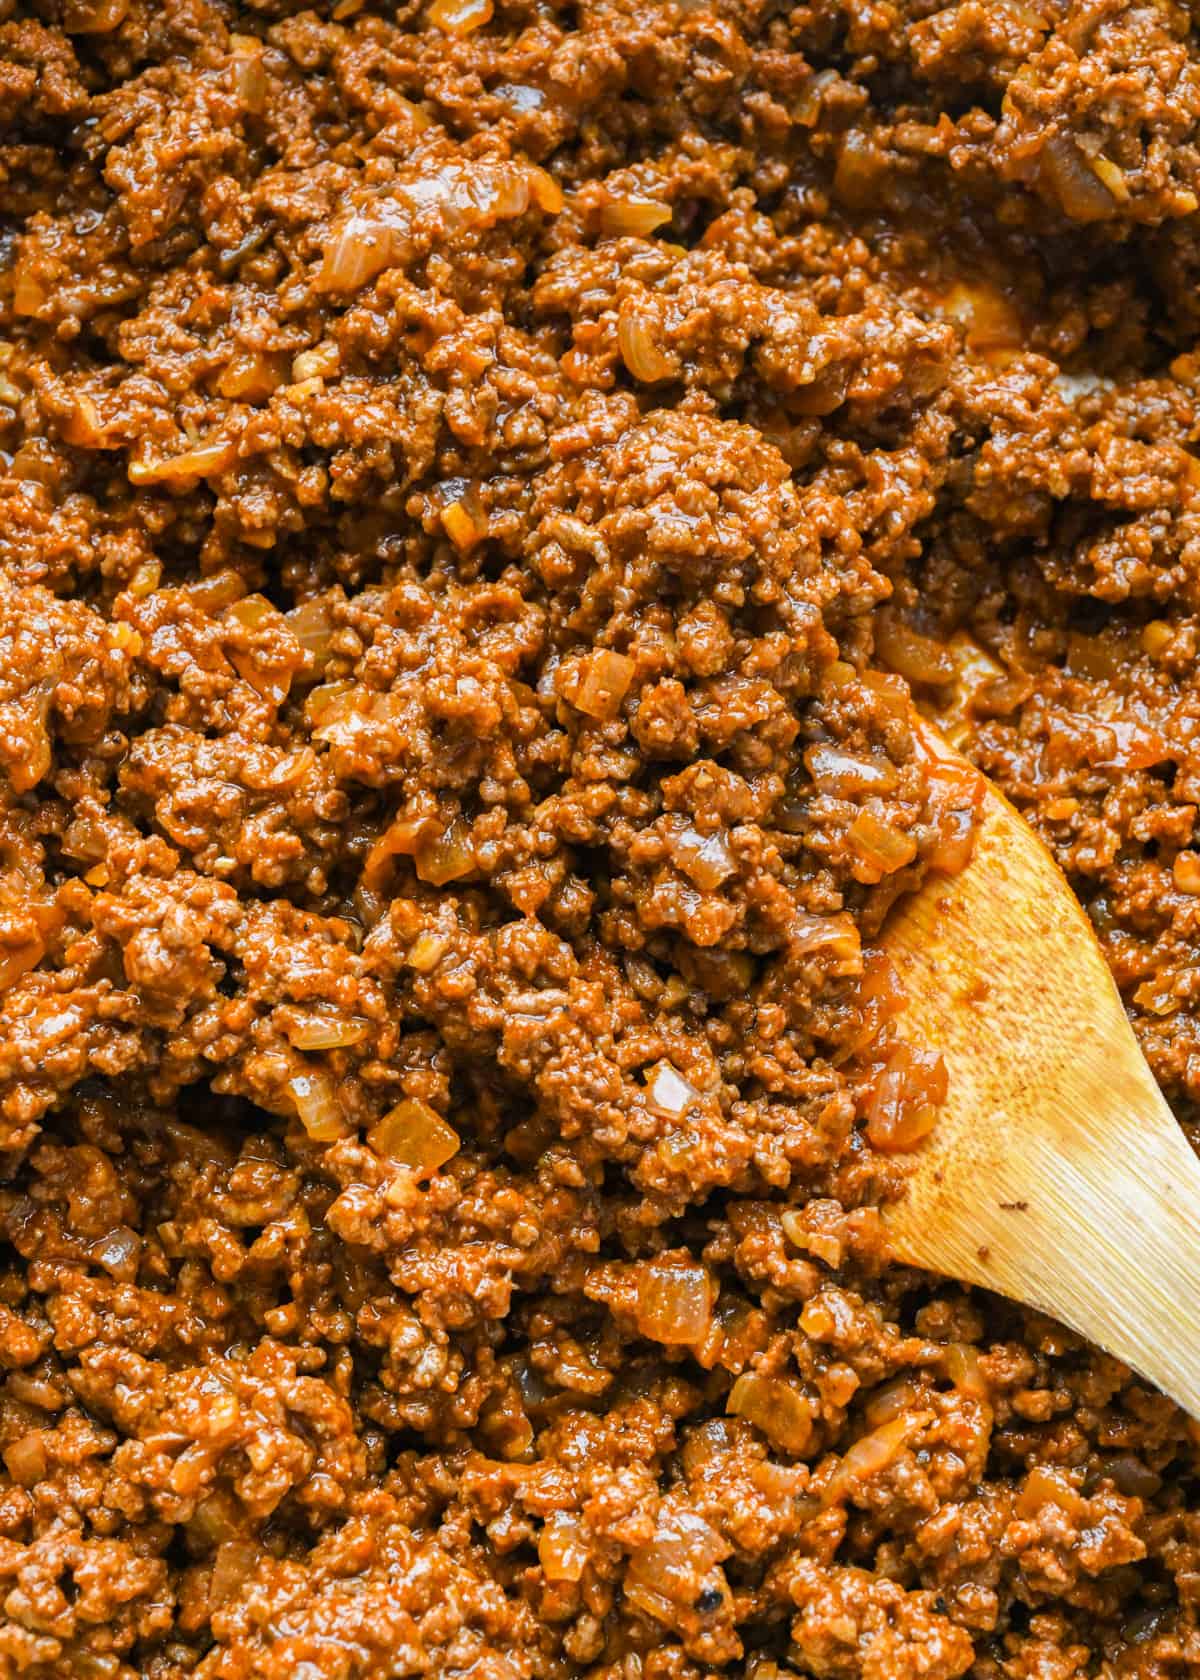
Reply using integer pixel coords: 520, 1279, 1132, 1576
2, 1, 1200, 1676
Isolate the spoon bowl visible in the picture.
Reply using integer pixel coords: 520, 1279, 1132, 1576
883, 725, 1200, 1417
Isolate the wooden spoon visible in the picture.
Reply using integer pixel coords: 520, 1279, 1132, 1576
882, 725, 1200, 1417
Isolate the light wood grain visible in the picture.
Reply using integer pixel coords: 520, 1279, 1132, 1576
883, 729, 1200, 1417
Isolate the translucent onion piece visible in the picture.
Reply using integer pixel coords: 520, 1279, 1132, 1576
442, 501, 482, 551
860, 668, 909, 719
415, 819, 475, 886
565, 649, 635, 720
226, 594, 297, 706
644, 1060, 698, 1118
90, 1225, 141, 1278
847, 810, 918, 877
618, 313, 676, 383
317, 214, 400, 293
666, 819, 735, 891
211, 1539, 259, 1608
529, 168, 565, 214
285, 597, 336, 675
866, 1042, 947, 1152
3, 1431, 48, 1487
285, 1014, 366, 1051
130, 560, 161, 602
823, 1414, 911, 1505
63, 392, 107, 448
790, 910, 860, 969
805, 744, 898, 798
288, 1070, 348, 1141
634, 1259, 713, 1346
1040, 137, 1119, 223
407, 932, 448, 973
538, 1512, 589, 1583
0, 933, 45, 993
218, 349, 285, 402
368, 1097, 460, 1175
863, 1375, 922, 1427
1175, 852, 1200, 894
1016, 1466, 1087, 1520
628, 1509, 725, 1607
305, 681, 356, 727
727, 1372, 816, 1454
429, 0, 493, 32
940, 280, 1024, 354
942, 1342, 989, 1399
129, 435, 238, 485
230, 45, 267, 114
598, 198, 672, 237
833, 130, 880, 210
12, 265, 46, 318
185, 571, 246, 614
874, 612, 955, 686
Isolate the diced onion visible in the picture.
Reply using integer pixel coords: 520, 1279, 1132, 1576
727, 1372, 816, 1455
1016, 1465, 1086, 1520
3, 1431, 48, 1487
863, 1375, 922, 1427
861, 668, 909, 718
90, 1225, 141, 1278
665, 820, 735, 891
627, 1510, 725, 1606
288, 1070, 348, 1141
305, 681, 356, 727
292, 342, 341, 383
874, 612, 955, 687
805, 743, 898, 797
368, 1097, 460, 1175
225, 594, 297, 706
599, 198, 672, 236
317, 213, 400, 293
407, 932, 448, 973
415, 819, 476, 886
285, 1014, 366, 1051
211, 1539, 260, 1607
833, 130, 880, 209
866, 1042, 947, 1152
127, 559, 162, 599
823, 1414, 911, 1505
618, 313, 676, 383
185, 571, 246, 614
790, 910, 861, 971
285, 597, 337, 676
429, 0, 492, 32
1039, 137, 1119, 223
0, 933, 45, 993
529, 168, 565, 214
942, 1342, 989, 1399
634, 1259, 713, 1346
562, 649, 635, 720
442, 501, 482, 552
538, 1512, 589, 1583
129, 435, 238, 485
847, 810, 918, 878
1175, 852, 1200, 894
644, 1060, 698, 1118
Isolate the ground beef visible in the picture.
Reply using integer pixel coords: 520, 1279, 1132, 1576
1, 1, 1200, 1677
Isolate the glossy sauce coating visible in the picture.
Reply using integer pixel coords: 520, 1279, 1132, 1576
1, 2, 1200, 1677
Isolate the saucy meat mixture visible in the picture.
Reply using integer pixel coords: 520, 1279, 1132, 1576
2, 1, 1200, 1676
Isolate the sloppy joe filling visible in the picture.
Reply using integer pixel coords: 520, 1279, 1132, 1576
1, 2, 1199, 1676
